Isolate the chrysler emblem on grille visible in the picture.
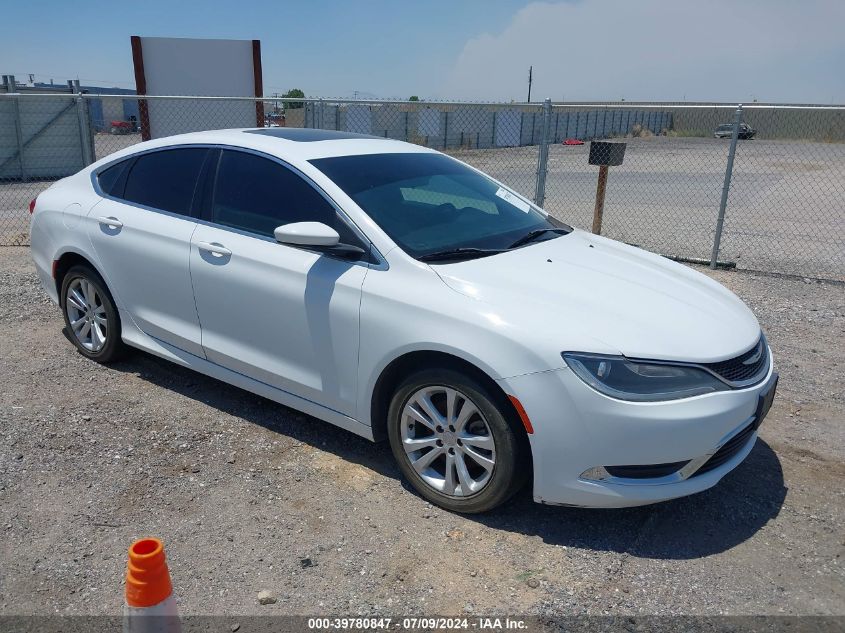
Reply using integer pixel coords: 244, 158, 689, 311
742, 341, 763, 365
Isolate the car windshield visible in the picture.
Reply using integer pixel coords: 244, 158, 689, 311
309, 152, 570, 260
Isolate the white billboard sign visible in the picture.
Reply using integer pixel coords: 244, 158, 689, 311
131, 36, 263, 140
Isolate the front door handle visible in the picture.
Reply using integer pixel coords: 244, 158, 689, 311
96, 216, 123, 229
196, 241, 232, 257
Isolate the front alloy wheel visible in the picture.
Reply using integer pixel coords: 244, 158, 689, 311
400, 386, 496, 496
388, 368, 529, 513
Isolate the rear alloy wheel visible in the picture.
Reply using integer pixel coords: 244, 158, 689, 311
388, 368, 528, 513
61, 265, 126, 363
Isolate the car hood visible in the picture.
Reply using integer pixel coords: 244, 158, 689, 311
431, 229, 761, 364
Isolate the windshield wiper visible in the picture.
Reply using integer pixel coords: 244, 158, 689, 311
507, 227, 569, 249
418, 247, 506, 263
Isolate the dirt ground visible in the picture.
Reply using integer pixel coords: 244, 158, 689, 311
0, 246, 843, 617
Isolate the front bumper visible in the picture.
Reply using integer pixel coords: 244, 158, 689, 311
498, 353, 776, 508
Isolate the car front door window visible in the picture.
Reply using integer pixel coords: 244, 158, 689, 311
211, 150, 357, 246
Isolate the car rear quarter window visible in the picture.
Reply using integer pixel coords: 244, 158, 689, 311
97, 160, 131, 197
211, 150, 337, 237
122, 148, 208, 216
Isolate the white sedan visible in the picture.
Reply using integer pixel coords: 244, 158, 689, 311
29, 128, 777, 513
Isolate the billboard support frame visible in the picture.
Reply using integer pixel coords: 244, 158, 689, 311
130, 35, 264, 140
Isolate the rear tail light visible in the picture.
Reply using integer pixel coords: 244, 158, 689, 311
29, 197, 37, 214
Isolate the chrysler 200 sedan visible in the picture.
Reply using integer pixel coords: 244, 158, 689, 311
29, 128, 777, 513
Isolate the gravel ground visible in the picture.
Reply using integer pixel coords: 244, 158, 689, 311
0, 246, 843, 617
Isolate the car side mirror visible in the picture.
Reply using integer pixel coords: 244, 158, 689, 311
274, 222, 340, 247
274, 221, 367, 260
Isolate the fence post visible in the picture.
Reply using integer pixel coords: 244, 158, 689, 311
710, 103, 743, 268
534, 98, 552, 206
72, 81, 95, 167
8, 76, 27, 181
77, 98, 95, 166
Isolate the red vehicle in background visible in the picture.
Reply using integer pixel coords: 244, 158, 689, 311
109, 119, 138, 135
562, 138, 585, 145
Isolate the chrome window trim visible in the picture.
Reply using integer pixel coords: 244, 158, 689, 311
89, 143, 388, 271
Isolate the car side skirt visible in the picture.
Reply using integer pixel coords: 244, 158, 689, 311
120, 320, 375, 441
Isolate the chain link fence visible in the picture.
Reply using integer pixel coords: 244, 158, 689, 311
1, 92, 843, 280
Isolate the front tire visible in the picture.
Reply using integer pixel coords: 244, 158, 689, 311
60, 265, 126, 363
387, 368, 529, 513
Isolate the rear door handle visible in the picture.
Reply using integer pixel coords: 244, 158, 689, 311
96, 216, 123, 229
196, 241, 232, 257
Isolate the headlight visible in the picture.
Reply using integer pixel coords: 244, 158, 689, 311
562, 353, 728, 402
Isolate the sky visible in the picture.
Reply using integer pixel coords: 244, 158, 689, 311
2, 0, 844, 103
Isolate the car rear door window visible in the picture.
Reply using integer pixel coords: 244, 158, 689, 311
211, 150, 337, 238
122, 148, 208, 216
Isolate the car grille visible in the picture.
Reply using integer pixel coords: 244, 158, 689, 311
702, 337, 768, 386
690, 423, 756, 477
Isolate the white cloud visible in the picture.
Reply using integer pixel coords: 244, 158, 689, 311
440, 0, 845, 103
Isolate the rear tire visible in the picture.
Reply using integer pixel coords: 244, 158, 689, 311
387, 368, 529, 513
60, 265, 127, 363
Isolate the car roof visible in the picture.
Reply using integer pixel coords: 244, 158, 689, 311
102, 128, 437, 168
243, 128, 382, 142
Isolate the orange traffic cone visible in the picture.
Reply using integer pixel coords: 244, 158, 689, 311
124, 537, 180, 633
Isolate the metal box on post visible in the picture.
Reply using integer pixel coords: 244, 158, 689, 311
589, 141, 626, 166
588, 141, 626, 234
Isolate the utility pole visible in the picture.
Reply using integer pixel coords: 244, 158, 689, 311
527, 66, 533, 103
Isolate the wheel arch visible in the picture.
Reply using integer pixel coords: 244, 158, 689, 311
53, 249, 116, 313
368, 349, 530, 454
52, 250, 105, 299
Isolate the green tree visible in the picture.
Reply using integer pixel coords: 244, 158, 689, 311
408, 95, 420, 101
282, 88, 305, 109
